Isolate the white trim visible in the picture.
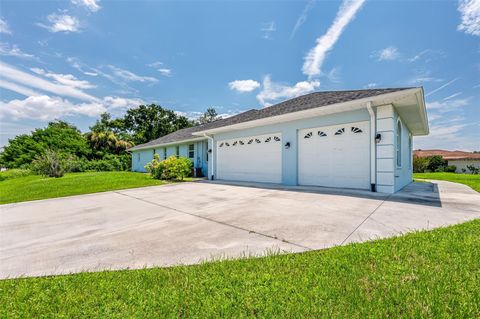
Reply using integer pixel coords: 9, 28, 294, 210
367, 101, 376, 189
128, 137, 207, 152
396, 118, 403, 168
193, 88, 426, 136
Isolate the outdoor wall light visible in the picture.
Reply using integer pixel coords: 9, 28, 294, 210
285, 142, 291, 149
208, 148, 212, 153
375, 133, 382, 143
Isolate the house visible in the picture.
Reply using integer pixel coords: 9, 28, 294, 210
129, 87, 429, 193
414, 149, 480, 173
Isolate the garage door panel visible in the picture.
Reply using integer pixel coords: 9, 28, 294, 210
216, 133, 282, 183
298, 121, 370, 190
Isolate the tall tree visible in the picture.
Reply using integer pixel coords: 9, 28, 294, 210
198, 107, 222, 124
0, 121, 90, 168
123, 104, 193, 144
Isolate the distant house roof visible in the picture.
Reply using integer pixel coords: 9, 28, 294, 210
414, 149, 480, 161
129, 87, 413, 151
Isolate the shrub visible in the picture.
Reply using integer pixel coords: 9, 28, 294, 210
145, 155, 192, 180
466, 165, 479, 175
413, 155, 429, 173
31, 149, 71, 178
0, 169, 32, 182
67, 154, 132, 172
444, 165, 457, 173
427, 155, 447, 172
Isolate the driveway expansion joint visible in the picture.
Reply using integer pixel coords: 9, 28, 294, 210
114, 191, 313, 251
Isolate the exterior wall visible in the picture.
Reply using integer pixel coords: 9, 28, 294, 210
131, 140, 208, 175
448, 159, 480, 173
375, 104, 396, 193
211, 109, 370, 186
394, 108, 413, 192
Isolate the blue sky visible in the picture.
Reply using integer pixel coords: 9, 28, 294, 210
0, 0, 479, 150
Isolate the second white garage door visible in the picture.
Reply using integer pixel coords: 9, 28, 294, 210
298, 121, 370, 189
216, 133, 282, 183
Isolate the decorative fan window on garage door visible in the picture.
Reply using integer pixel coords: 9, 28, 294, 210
304, 132, 313, 139
318, 131, 327, 137
351, 127, 363, 133
334, 128, 345, 135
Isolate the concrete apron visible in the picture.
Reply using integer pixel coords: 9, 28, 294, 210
1, 180, 479, 279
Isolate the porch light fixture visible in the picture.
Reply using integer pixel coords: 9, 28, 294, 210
208, 148, 212, 153
375, 133, 382, 143
285, 142, 291, 149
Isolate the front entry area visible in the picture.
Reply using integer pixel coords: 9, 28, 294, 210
298, 121, 370, 189
216, 133, 282, 183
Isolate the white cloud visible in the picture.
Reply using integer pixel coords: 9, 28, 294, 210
147, 62, 172, 77
407, 49, 444, 63
157, 68, 172, 77
0, 43, 37, 60
372, 46, 400, 61
0, 61, 97, 101
66, 57, 98, 76
228, 79, 261, 92
71, 0, 101, 12
302, 0, 365, 78
256, 75, 320, 106
290, 0, 316, 39
365, 83, 378, 88
0, 18, 11, 34
426, 98, 469, 113
38, 14, 81, 33
30, 67, 96, 89
107, 65, 158, 83
425, 78, 460, 97
0, 79, 41, 97
407, 69, 443, 85
261, 21, 276, 39
0, 95, 144, 121
0, 95, 104, 121
457, 0, 480, 36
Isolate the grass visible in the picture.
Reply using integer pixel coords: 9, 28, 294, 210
414, 172, 480, 192
1, 219, 479, 318
0, 171, 182, 204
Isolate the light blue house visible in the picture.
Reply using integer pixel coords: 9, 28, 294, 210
129, 87, 428, 193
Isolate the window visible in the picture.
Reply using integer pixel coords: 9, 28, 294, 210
351, 127, 363, 133
247, 139, 253, 144
233, 141, 238, 146
137, 153, 140, 161
188, 144, 194, 159
334, 128, 345, 136
265, 137, 272, 143
318, 131, 327, 137
175, 145, 180, 158
396, 120, 402, 167
163, 148, 167, 160
239, 140, 244, 145
304, 132, 313, 139
153, 149, 156, 158
274, 136, 281, 141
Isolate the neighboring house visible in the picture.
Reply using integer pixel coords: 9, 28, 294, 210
414, 149, 480, 173
129, 87, 429, 193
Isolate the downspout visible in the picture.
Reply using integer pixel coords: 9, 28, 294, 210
367, 101, 377, 192
203, 133, 215, 180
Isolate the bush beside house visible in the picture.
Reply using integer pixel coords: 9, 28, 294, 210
145, 154, 192, 180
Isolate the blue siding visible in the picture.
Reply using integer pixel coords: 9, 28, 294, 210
394, 109, 413, 192
212, 109, 370, 185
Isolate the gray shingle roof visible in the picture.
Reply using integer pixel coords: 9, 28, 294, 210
129, 87, 413, 150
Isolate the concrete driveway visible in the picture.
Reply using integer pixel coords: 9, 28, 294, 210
1, 180, 479, 279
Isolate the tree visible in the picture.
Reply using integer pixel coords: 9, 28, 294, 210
123, 104, 193, 144
90, 112, 130, 141
198, 107, 222, 124
0, 121, 90, 168
85, 131, 133, 159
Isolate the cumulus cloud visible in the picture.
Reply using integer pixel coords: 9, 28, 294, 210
38, 14, 81, 33
0, 18, 11, 34
457, 0, 480, 36
71, 0, 101, 12
302, 0, 365, 78
0, 95, 144, 121
371, 46, 400, 61
256, 75, 320, 106
0, 43, 37, 60
0, 61, 97, 101
228, 79, 261, 92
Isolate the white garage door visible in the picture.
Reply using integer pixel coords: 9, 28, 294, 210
216, 133, 282, 183
298, 121, 370, 189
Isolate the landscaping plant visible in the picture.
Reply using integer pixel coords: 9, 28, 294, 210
145, 155, 192, 180
31, 149, 71, 178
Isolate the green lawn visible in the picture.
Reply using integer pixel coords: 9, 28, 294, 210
1, 219, 479, 318
414, 172, 480, 192
0, 171, 176, 204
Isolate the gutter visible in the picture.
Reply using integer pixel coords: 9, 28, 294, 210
367, 101, 376, 192
203, 133, 215, 180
